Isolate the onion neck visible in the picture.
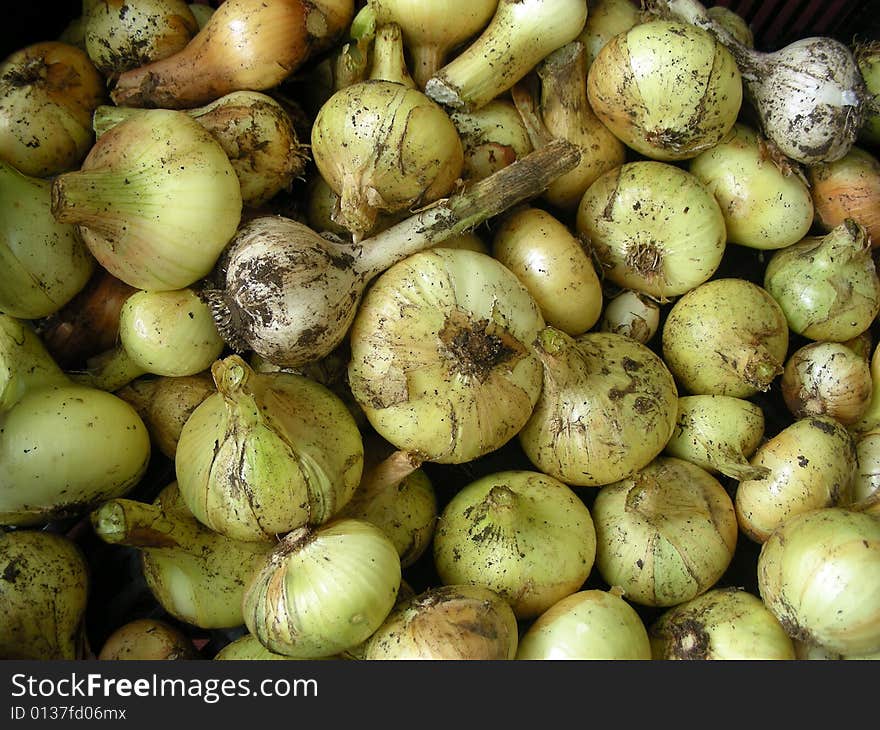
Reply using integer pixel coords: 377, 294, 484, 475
91, 499, 187, 551
357, 448, 425, 499
0, 314, 70, 412
51, 168, 149, 231
411, 45, 445, 91
369, 23, 416, 87
813, 219, 871, 267
71, 344, 148, 392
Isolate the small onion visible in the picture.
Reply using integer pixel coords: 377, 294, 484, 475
432, 470, 597, 619
780, 341, 873, 425
243, 518, 402, 659
516, 589, 651, 660
661, 278, 789, 397
518, 328, 679, 488
687, 123, 814, 250
648, 587, 795, 660
576, 161, 726, 300
663, 395, 768, 481
598, 289, 661, 344
757, 507, 880, 656
734, 416, 857, 544
764, 219, 880, 342
576, 0, 641, 69
450, 99, 533, 182
586, 19, 742, 161
591, 456, 739, 608
98, 618, 199, 661
853, 429, 880, 514
492, 206, 603, 337
362, 584, 518, 660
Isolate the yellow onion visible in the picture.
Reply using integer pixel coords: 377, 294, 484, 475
649, 587, 795, 660
310, 79, 464, 239
598, 289, 661, 345
0, 160, 94, 319
687, 123, 814, 250
362, 584, 518, 660
661, 278, 789, 397
576, 161, 726, 300
243, 518, 402, 658
591, 456, 738, 607
516, 588, 651, 660
734, 416, 857, 544
83, 0, 199, 78
214, 634, 308, 660
491, 206, 603, 337
757, 507, 880, 656
348, 248, 545, 465
587, 19, 741, 161
663, 395, 768, 481
857, 41, 880, 148
519, 328, 678, 488
780, 341, 873, 425
0, 530, 89, 660
367, 21, 416, 87
853, 429, 880, 514
450, 100, 533, 183
91, 482, 274, 629
850, 343, 880, 437
98, 618, 199, 661
576, 0, 641, 69
807, 145, 880, 247
175, 354, 364, 542
705, 5, 753, 47
433, 470, 596, 619
51, 109, 242, 292
764, 219, 880, 342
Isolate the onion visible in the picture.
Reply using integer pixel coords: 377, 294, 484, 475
310, 79, 464, 239
654, 0, 869, 165
763, 219, 880, 342
648, 587, 795, 660
518, 328, 678, 487
734, 416, 857, 544
853, 429, 880, 515
91, 482, 274, 630
663, 394, 769, 481
491, 205, 603, 336
1, 314, 68, 413
850, 343, 880, 437
214, 634, 299, 661
175, 354, 364, 542
367, 21, 417, 88
591, 456, 739, 607
661, 278, 790, 397
780, 341, 873, 425
575, 161, 726, 300
705, 5, 753, 47
98, 618, 199, 661
362, 584, 519, 660
575, 0, 641, 69
0, 530, 89, 660
450, 100, 534, 183
432, 469, 597, 619
587, 18, 742, 161
242, 518, 402, 659
807, 145, 880, 247
687, 122, 815, 250
516, 589, 652, 660
348, 248, 545, 465
598, 289, 661, 344
757, 507, 880, 656
856, 41, 880, 148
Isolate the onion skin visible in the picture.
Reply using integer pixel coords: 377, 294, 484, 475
734, 416, 857, 544
98, 618, 199, 661
591, 456, 739, 608
757, 507, 880, 656
649, 587, 795, 660
519, 328, 678, 488
516, 589, 652, 660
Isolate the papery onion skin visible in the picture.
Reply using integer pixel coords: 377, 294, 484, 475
348, 248, 545, 465
243, 518, 402, 659
591, 456, 738, 607
363, 584, 519, 660
661, 278, 789, 397
519, 328, 678, 487
586, 19, 742, 161
516, 589, 651, 660
649, 587, 795, 660
687, 123, 814, 250
433, 470, 596, 619
734, 416, 857, 544
575, 161, 726, 300
757, 507, 880, 656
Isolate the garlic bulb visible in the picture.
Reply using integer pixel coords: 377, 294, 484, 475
0, 41, 105, 177
51, 108, 242, 292
433, 470, 597, 619
758, 507, 880, 656
734, 415, 857, 544
363, 584, 519, 660
649, 587, 795, 660
591, 456, 739, 607
175, 354, 364, 542
243, 518, 402, 658
518, 328, 678, 487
